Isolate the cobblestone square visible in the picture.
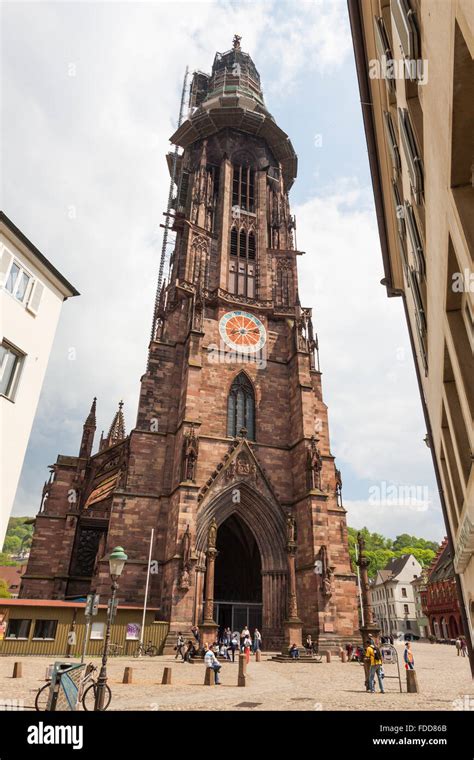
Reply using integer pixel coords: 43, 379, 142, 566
0, 642, 472, 712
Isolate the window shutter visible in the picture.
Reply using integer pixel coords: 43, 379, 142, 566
26, 279, 44, 315
383, 111, 401, 178
391, 0, 420, 62
398, 108, 423, 203
405, 202, 425, 277
0, 248, 13, 287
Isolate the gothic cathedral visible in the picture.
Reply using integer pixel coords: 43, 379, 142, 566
21, 38, 358, 650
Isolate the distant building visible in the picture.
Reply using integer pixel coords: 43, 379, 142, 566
411, 571, 429, 638
0, 212, 79, 547
423, 538, 464, 640
372, 554, 422, 636
348, 0, 473, 665
0, 565, 26, 598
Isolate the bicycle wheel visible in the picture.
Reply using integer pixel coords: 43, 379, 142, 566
82, 683, 112, 711
147, 646, 158, 657
35, 683, 51, 711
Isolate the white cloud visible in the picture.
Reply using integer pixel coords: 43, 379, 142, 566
295, 183, 444, 539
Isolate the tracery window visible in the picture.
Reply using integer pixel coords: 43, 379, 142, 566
227, 372, 255, 440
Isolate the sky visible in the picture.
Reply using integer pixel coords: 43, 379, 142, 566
2, 0, 446, 542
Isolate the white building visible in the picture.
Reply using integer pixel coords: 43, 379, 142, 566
372, 554, 422, 638
0, 212, 78, 547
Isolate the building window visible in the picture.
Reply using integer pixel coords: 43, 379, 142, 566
4, 259, 33, 303
401, 587, 407, 598
90, 622, 105, 640
404, 604, 409, 615
398, 108, 423, 203
0, 341, 25, 401
6, 619, 31, 639
229, 227, 256, 298
406, 620, 411, 630
232, 165, 255, 213
33, 619, 58, 640
227, 372, 255, 440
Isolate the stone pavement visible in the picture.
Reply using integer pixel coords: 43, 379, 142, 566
0, 642, 472, 711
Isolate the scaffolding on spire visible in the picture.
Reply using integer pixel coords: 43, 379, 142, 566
149, 66, 189, 348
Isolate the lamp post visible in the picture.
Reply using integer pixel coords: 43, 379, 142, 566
94, 546, 127, 711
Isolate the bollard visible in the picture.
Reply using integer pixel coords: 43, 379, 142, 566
341, 650, 347, 663
238, 653, 246, 687
325, 650, 331, 663
255, 650, 261, 662
161, 667, 172, 685
406, 669, 419, 693
204, 667, 214, 686
12, 662, 22, 679
122, 667, 133, 684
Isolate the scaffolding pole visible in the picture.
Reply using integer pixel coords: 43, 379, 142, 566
149, 66, 189, 347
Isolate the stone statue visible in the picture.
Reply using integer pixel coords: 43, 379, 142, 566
286, 512, 296, 545
182, 424, 199, 482
307, 435, 323, 490
182, 524, 191, 569
207, 517, 218, 550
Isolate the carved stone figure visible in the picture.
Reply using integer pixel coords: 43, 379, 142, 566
286, 512, 296, 545
207, 517, 218, 550
307, 435, 323, 490
182, 425, 199, 482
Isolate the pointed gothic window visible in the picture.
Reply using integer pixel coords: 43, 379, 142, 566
229, 227, 257, 299
232, 165, 255, 213
227, 373, 255, 440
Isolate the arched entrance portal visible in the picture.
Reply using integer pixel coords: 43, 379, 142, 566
195, 481, 288, 648
213, 514, 262, 633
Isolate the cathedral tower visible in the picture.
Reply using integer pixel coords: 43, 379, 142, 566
21, 37, 358, 649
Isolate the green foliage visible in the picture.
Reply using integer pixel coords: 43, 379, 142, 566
347, 526, 437, 579
2, 517, 33, 555
0, 553, 19, 566
0, 579, 11, 598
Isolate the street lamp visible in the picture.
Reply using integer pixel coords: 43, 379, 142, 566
94, 546, 127, 711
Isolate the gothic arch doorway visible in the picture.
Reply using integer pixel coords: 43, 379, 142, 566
195, 482, 287, 648
212, 513, 262, 633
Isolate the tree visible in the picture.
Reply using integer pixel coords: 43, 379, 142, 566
0, 579, 11, 598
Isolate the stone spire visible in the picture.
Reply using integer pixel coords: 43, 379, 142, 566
100, 401, 126, 451
79, 397, 97, 459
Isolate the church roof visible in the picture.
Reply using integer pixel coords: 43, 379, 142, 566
171, 37, 298, 190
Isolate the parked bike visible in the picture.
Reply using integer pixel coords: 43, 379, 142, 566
133, 640, 158, 658
34, 663, 112, 711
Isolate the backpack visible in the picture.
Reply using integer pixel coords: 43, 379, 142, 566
373, 645, 382, 661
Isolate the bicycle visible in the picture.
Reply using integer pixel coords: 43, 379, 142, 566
81, 663, 112, 711
133, 640, 158, 658
34, 663, 112, 711
108, 642, 123, 657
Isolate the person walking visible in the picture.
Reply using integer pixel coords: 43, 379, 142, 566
243, 635, 252, 664
241, 625, 250, 652
455, 637, 462, 656
253, 628, 262, 653
204, 643, 222, 684
404, 642, 415, 670
230, 631, 239, 662
175, 632, 185, 660
365, 639, 385, 693
461, 637, 468, 657
346, 642, 353, 662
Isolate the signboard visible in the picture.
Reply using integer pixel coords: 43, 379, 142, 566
85, 594, 99, 617
126, 623, 141, 641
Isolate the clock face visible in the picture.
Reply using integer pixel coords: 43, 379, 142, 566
219, 311, 266, 353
